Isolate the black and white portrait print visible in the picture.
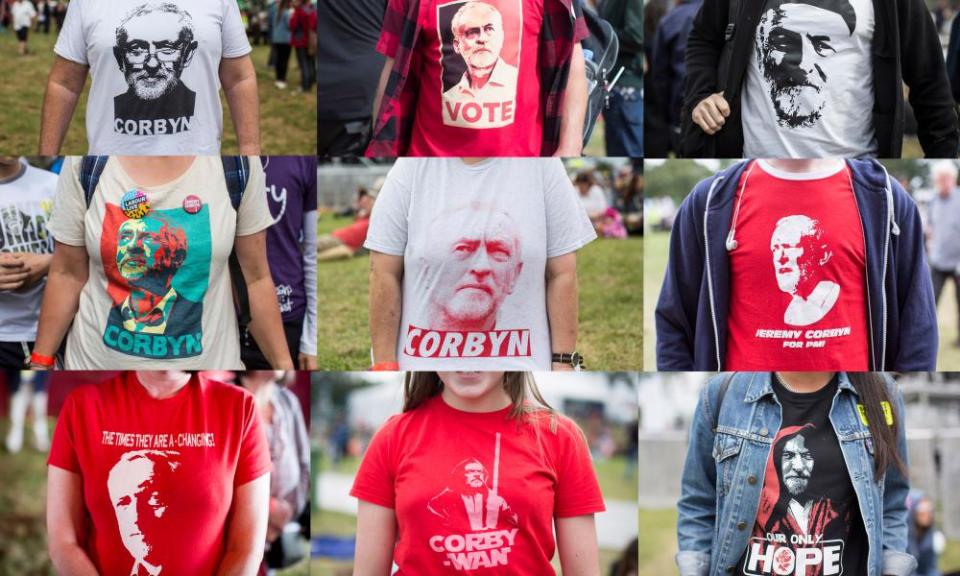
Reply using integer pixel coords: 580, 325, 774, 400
0, 202, 53, 254
112, 2, 198, 137
754, 0, 858, 128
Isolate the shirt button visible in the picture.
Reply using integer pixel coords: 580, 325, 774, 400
748, 475, 758, 485
737, 521, 747, 530
759, 427, 769, 436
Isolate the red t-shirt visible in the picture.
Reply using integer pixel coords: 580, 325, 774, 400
48, 373, 272, 576
726, 160, 870, 370
379, 0, 544, 156
331, 216, 371, 251
350, 395, 606, 574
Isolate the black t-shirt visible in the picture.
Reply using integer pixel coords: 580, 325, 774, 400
736, 374, 868, 576
317, 0, 388, 120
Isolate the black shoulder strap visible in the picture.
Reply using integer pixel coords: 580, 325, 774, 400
711, 373, 735, 432
79, 156, 109, 208
221, 156, 250, 211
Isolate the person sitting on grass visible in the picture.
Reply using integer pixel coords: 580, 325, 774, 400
318, 187, 378, 262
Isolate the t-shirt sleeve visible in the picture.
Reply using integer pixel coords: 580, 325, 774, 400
553, 416, 606, 518
377, 0, 409, 59
47, 391, 82, 474
234, 393, 273, 487
350, 415, 400, 509
46, 157, 88, 247
222, 0, 253, 58
363, 160, 412, 256
543, 160, 597, 258
53, 0, 87, 64
236, 157, 273, 236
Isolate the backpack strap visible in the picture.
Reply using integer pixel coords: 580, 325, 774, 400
711, 373, 735, 433
79, 156, 109, 208
221, 156, 250, 211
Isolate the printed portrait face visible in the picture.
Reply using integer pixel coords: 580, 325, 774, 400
452, 2, 505, 84
770, 215, 831, 296
755, 0, 857, 127
115, 215, 188, 292
464, 461, 488, 488
428, 206, 523, 330
781, 434, 814, 497
114, 3, 198, 101
1, 207, 23, 237
107, 451, 179, 567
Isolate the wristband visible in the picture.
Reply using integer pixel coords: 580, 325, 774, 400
29, 352, 55, 368
370, 361, 400, 371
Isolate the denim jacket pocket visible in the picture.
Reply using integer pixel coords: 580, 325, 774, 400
713, 432, 744, 497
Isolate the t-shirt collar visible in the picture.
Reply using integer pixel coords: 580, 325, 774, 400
756, 159, 847, 181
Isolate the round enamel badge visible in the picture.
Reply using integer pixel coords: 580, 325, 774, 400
183, 195, 203, 214
120, 190, 149, 219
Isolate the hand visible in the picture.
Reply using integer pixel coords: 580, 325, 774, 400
298, 353, 318, 370
692, 92, 730, 135
16, 253, 53, 291
552, 362, 575, 372
267, 498, 293, 542
272, 356, 295, 370
0, 253, 29, 291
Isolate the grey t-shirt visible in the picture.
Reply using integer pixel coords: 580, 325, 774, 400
928, 189, 960, 271
364, 158, 597, 370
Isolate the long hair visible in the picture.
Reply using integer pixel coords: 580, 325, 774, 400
403, 372, 557, 432
847, 373, 907, 481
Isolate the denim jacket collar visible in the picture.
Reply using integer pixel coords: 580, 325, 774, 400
744, 372, 859, 404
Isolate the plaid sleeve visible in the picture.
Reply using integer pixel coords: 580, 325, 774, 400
377, 0, 410, 59
573, 0, 589, 43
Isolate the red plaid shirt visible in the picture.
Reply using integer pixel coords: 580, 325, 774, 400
365, 0, 589, 157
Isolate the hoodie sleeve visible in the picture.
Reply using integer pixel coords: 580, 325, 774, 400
891, 182, 938, 371
655, 180, 710, 370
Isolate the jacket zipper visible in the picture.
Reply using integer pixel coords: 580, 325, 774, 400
879, 165, 899, 370
703, 176, 725, 371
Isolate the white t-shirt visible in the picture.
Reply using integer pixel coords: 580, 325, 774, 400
0, 161, 57, 341
364, 158, 597, 370
12, 1, 37, 30
47, 156, 271, 369
54, 0, 251, 155
742, 0, 876, 157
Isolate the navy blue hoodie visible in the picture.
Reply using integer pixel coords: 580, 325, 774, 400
655, 160, 938, 371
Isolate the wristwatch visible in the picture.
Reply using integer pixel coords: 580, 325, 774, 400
552, 352, 584, 370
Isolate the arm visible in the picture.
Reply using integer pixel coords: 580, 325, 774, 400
675, 385, 718, 576
299, 209, 318, 370
900, 0, 960, 157
220, 56, 261, 155
236, 232, 295, 369
215, 473, 270, 576
368, 252, 404, 365
353, 500, 397, 576
372, 57, 395, 122
880, 382, 918, 576
555, 515, 601, 576
39, 56, 88, 155
47, 466, 100, 576
555, 45, 587, 157
546, 252, 579, 371
32, 242, 88, 364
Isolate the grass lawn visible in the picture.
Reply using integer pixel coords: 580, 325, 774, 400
317, 215, 643, 370
639, 507, 960, 576
0, 422, 49, 576
0, 31, 315, 154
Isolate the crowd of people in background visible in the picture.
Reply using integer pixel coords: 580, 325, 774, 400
240, 0, 317, 93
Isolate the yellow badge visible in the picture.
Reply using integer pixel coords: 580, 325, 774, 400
856, 401, 894, 426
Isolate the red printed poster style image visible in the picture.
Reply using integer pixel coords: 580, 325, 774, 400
725, 161, 869, 370
741, 424, 851, 576
404, 202, 531, 360
437, 0, 522, 129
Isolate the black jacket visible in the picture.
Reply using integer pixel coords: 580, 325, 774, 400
680, 0, 960, 158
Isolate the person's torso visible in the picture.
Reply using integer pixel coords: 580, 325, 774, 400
927, 190, 960, 270
263, 156, 308, 324
66, 157, 243, 369
408, 0, 544, 156
0, 164, 56, 340
12, 2, 35, 28
726, 161, 869, 371
331, 217, 370, 251
388, 398, 566, 575
741, 0, 877, 157
61, 0, 238, 154
396, 159, 553, 370
316, 0, 387, 119
62, 377, 251, 576
735, 375, 868, 576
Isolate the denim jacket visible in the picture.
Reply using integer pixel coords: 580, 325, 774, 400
676, 372, 917, 576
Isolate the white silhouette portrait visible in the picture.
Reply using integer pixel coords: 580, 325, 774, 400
770, 215, 840, 326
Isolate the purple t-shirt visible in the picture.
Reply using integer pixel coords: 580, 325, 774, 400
262, 156, 317, 323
